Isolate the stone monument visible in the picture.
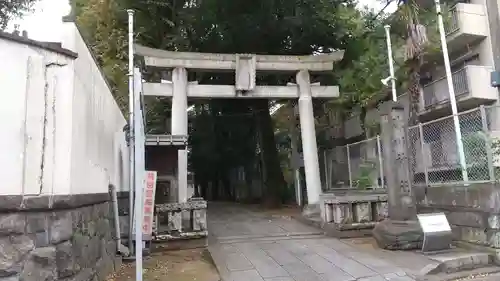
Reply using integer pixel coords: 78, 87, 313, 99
372, 102, 424, 250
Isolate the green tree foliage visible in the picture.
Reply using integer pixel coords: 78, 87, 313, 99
71, 0, 437, 205
0, 0, 38, 29
71, 0, 129, 111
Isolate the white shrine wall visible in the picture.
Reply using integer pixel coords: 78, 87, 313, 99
0, 21, 128, 196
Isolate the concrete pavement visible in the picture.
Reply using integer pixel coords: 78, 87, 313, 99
207, 203, 428, 281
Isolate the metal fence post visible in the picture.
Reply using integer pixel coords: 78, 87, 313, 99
347, 144, 352, 188
480, 105, 495, 182
323, 149, 330, 190
418, 123, 430, 186
376, 135, 384, 188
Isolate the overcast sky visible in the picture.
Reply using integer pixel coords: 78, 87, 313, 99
7, 0, 398, 42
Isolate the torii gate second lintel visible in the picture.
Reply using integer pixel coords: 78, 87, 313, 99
135, 45, 344, 208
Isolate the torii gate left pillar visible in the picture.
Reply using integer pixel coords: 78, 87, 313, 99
136, 45, 344, 207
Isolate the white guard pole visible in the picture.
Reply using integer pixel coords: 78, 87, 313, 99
133, 68, 144, 281
127, 9, 136, 255
435, 0, 468, 181
384, 25, 397, 102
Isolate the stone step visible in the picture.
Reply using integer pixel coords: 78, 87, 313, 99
420, 251, 494, 275
216, 232, 326, 244
417, 266, 500, 281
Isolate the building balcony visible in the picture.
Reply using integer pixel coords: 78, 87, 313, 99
419, 65, 497, 117
444, 3, 488, 52
398, 2, 488, 64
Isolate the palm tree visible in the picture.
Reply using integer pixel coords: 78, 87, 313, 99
397, 0, 428, 126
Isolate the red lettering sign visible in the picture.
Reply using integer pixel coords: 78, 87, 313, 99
141, 171, 157, 238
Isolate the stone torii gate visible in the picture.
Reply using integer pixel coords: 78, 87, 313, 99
135, 44, 344, 209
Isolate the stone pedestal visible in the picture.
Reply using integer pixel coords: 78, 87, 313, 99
373, 220, 423, 250
372, 102, 423, 250
153, 199, 208, 250
319, 190, 388, 238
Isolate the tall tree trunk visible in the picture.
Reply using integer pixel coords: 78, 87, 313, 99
254, 100, 286, 207
407, 59, 421, 127
244, 164, 253, 202
407, 58, 421, 184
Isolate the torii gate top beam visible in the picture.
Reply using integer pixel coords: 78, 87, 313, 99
134, 44, 344, 72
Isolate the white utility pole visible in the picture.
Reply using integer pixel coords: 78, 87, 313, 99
435, 0, 468, 181
127, 9, 136, 255
384, 25, 397, 102
133, 68, 144, 281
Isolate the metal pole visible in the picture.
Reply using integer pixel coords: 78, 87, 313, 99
384, 25, 397, 102
323, 150, 329, 190
127, 9, 135, 255
347, 144, 352, 188
435, 0, 468, 182
133, 69, 144, 281
376, 136, 384, 188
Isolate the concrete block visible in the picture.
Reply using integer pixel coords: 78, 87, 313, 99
333, 204, 352, 224
375, 202, 388, 221
354, 202, 371, 223
168, 211, 182, 232
447, 211, 486, 229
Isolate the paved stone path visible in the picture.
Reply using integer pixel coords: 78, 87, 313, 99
207, 203, 420, 281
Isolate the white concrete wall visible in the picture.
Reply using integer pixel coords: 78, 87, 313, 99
61, 23, 128, 195
0, 22, 128, 196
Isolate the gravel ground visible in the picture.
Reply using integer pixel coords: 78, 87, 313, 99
106, 248, 220, 281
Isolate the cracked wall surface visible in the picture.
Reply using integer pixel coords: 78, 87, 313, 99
0, 21, 129, 280
0, 21, 128, 197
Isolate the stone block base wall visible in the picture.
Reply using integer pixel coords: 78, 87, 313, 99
414, 183, 500, 250
0, 194, 120, 281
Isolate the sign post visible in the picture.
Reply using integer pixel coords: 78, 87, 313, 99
417, 212, 453, 253
133, 171, 158, 241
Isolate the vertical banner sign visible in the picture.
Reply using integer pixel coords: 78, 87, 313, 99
142, 171, 157, 239
133, 171, 157, 241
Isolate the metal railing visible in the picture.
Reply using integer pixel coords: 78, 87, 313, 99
324, 136, 384, 190
423, 67, 469, 108
445, 6, 460, 35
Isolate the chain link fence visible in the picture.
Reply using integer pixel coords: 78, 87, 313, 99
324, 136, 384, 190
324, 105, 500, 190
408, 106, 495, 186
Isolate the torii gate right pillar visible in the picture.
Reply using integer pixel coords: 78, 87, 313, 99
296, 70, 322, 205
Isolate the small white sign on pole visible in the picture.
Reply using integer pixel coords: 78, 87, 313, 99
417, 212, 453, 253
133, 171, 157, 241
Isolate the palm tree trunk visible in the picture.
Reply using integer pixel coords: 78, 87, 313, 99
407, 58, 422, 185
407, 59, 421, 127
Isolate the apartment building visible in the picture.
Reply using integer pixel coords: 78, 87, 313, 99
419, 0, 495, 118
410, 0, 500, 183
340, 0, 500, 185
